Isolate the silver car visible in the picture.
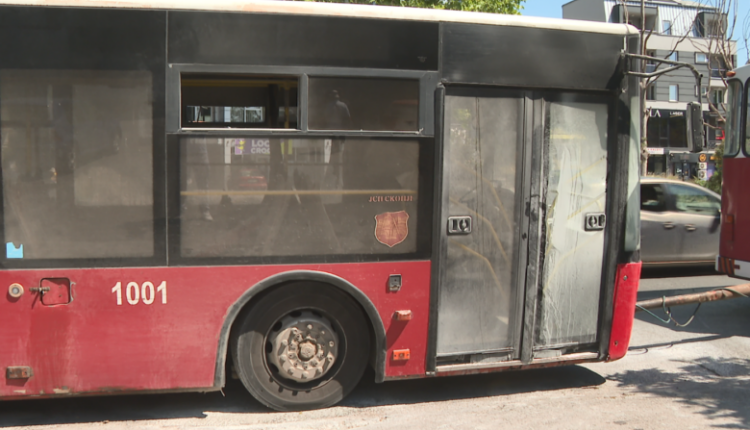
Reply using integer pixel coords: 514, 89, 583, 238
641, 177, 721, 266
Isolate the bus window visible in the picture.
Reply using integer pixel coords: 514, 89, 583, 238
178, 137, 420, 258
181, 75, 298, 129
0, 70, 154, 260
308, 77, 419, 131
746, 79, 750, 155
725, 80, 742, 156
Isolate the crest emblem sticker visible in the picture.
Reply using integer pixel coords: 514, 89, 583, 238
374, 211, 409, 248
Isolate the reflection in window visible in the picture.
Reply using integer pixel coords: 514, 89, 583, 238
670, 184, 720, 215
1, 70, 154, 259
181, 75, 298, 129
179, 137, 420, 257
308, 77, 419, 131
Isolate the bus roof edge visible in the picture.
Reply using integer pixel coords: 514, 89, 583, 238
0, 0, 638, 36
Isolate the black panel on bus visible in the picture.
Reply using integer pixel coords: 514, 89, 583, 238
0, 6, 165, 70
441, 23, 625, 91
168, 12, 439, 71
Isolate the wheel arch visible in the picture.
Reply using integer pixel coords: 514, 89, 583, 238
214, 270, 387, 388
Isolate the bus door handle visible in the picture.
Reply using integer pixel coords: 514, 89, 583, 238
685, 224, 697, 232
447, 216, 472, 235
662, 222, 675, 230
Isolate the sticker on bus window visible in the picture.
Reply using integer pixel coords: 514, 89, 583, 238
6, 242, 23, 259
374, 211, 409, 248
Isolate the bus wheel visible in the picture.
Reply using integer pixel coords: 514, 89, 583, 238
231, 283, 371, 411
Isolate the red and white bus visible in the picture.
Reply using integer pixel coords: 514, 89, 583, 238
717, 64, 750, 280
0, 0, 642, 411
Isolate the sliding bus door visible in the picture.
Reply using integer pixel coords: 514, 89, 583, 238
435, 89, 527, 360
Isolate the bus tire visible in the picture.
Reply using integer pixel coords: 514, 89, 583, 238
231, 282, 370, 411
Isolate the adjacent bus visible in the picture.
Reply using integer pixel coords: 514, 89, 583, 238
0, 0, 642, 411
717, 64, 750, 280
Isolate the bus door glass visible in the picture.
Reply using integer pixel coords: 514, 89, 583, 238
436, 90, 525, 360
534, 96, 609, 351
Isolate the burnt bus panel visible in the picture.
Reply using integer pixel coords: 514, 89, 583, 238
0, 6, 165, 70
167, 12, 439, 71
0, 6, 167, 268
441, 23, 624, 91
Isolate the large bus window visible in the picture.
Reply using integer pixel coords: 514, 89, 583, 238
179, 137, 420, 258
725, 80, 742, 156
308, 77, 419, 131
181, 75, 298, 129
1, 70, 154, 259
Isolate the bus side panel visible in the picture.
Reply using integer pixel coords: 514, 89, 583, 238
720, 157, 750, 261
0, 261, 430, 399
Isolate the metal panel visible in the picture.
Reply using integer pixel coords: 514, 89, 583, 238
436, 92, 523, 357
167, 11, 439, 70
441, 23, 624, 91
535, 97, 609, 349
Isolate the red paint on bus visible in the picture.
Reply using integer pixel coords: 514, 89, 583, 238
607, 261, 642, 362
0, 261, 431, 398
720, 157, 750, 262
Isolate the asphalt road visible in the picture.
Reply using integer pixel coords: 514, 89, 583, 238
2, 269, 749, 430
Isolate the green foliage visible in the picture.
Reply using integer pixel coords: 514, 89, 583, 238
694, 143, 723, 195
300, 0, 525, 15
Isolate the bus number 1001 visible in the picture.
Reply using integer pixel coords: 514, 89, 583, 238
111, 281, 167, 306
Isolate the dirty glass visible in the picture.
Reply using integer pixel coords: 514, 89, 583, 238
308, 77, 419, 131
535, 98, 608, 349
181, 75, 298, 129
1, 70, 154, 259
437, 95, 520, 357
179, 137, 419, 257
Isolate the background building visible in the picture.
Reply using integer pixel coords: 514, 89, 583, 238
563, 0, 737, 179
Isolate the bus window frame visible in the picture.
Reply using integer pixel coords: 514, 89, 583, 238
166, 64, 441, 137
0, 7, 168, 271
167, 63, 441, 267
725, 78, 744, 158
744, 77, 750, 157
166, 132, 436, 267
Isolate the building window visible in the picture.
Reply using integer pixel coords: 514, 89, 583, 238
646, 50, 657, 73
308, 77, 419, 131
647, 84, 656, 100
669, 85, 679, 101
647, 113, 687, 148
662, 20, 672, 35
695, 53, 708, 64
709, 89, 725, 105
667, 51, 678, 62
